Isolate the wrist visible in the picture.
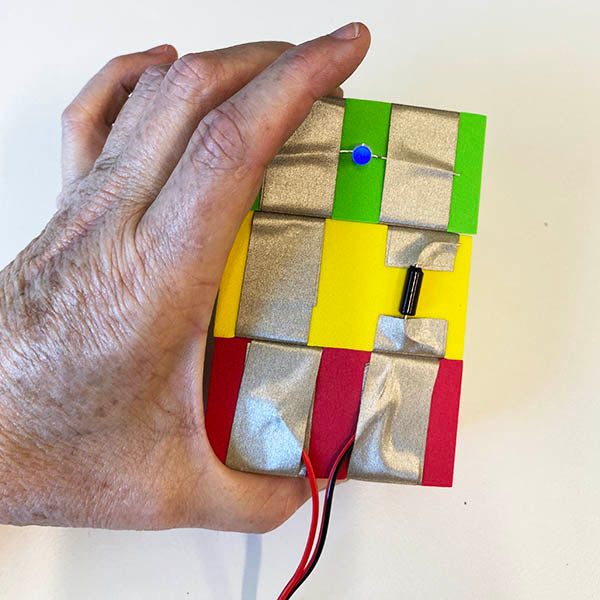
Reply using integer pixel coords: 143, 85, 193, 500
0, 384, 36, 525
0, 269, 52, 525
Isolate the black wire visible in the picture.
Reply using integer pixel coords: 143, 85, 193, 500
287, 441, 355, 598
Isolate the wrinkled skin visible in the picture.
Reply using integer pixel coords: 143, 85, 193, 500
0, 23, 370, 531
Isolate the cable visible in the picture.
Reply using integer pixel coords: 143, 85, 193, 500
287, 436, 355, 598
278, 436, 355, 600
277, 448, 320, 600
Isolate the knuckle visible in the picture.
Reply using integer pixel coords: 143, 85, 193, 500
61, 104, 76, 125
190, 104, 248, 172
134, 64, 169, 100
104, 54, 128, 73
61, 102, 88, 129
282, 48, 315, 79
164, 52, 224, 102
90, 152, 115, 174
280, 47, 321, 101
138, 64, 168, 89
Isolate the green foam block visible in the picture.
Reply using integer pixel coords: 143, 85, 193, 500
332, 98, 392, 223
252, 188, 261, 211
448, 113, 487, 234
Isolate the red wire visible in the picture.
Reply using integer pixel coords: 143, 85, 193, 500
278, 435, 356, 599
277, 448, 319, 600
298, 435, 355, 580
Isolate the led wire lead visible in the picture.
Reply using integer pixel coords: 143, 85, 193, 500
340, 146, 461, 177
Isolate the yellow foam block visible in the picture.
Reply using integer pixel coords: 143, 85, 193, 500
308, 219, 472, 360
214, 211, 254, 337
308, 220, 391, 351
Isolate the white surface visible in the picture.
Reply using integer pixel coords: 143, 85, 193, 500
1, 1, 600, 598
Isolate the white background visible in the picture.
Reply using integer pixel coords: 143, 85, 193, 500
1, 0, 599, 598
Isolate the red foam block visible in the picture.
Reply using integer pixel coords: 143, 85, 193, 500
205, 337, 249, 464
422, 359, 463, 487
308, 347, 371, 479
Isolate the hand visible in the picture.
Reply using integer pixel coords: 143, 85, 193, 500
0, 23, 370, 531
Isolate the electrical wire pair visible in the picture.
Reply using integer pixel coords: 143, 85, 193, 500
277, 435, 355, 599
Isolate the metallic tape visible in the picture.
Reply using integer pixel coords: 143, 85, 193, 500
236, 213, 325, 344
261, 97, 345, 218
373, 315, 448, 357
380, 104, 460, 230
226, 341, 322, 476
347, 353, 440, 484
385, 226, 459, 271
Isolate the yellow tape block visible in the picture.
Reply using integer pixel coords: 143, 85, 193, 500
308, 220, 472, 360
214, 212, 254, 337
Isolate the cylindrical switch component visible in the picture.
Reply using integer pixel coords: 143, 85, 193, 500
400, 266, 424, 316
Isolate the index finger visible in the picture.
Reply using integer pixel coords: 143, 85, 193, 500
141, 22, 370, 286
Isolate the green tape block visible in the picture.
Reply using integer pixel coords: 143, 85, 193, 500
332, 99, 392, 223
448, 113, 487, 234
252, 188, 261, 211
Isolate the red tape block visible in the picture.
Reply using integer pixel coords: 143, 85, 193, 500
309, 347, 371, 479
205, 337, 249, 464
206, 339, 463, 485
422, 359, 463, 487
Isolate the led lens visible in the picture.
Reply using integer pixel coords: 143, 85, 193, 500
351, 144, 372, 166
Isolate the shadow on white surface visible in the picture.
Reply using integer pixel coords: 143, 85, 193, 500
241, 535, 262, 600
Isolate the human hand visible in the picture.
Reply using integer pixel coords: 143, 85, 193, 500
0, 23, 370, 531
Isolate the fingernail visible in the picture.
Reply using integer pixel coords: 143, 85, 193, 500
145, 44, 170, 54
329, 22, 360, 40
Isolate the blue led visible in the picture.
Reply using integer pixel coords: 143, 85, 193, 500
351, 144, 372, 166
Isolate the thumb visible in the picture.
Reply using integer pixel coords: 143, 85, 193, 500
190, 458, 313, 533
